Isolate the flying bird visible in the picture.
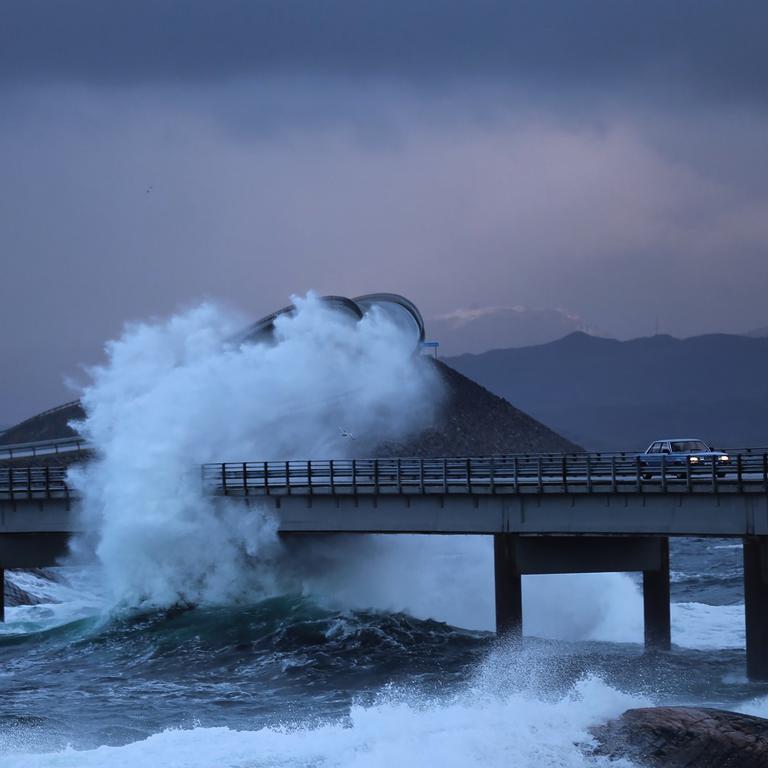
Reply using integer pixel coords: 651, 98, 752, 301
338, 426, 357, 440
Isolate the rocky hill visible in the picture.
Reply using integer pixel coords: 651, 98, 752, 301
1, 359, 579, 458
377, 359, 579, 456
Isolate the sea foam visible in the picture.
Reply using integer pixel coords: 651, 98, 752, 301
3, 660, 644, 768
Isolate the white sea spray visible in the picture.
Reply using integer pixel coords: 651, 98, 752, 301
67, 294, 440, 609
4, 656, 645, 768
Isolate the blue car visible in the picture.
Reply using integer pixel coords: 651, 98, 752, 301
639, 439, 730, 479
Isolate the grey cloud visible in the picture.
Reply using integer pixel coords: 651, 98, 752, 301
1, 1, 767, 106
2, 2, 768, 426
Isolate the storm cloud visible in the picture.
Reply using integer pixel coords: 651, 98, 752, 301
1, 0, 767, 105
1, 1, 768, 425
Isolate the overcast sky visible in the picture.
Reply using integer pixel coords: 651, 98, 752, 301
2, 1, 768, 424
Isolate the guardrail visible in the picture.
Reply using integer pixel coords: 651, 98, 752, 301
0, 466, 71, 501
5, 451, 768, 503
202, 453, 768, 497
0, 436, 88, 462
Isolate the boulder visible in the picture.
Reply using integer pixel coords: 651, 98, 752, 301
591, 706, 768, 768
4, 569, 58, 607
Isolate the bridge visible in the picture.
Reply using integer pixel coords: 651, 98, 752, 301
3, 448, 768, 678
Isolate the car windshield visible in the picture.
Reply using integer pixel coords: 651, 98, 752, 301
671, 440, 709, 453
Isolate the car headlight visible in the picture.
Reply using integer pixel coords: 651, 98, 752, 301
688, 456, 700, 463
719, 455, 730, 462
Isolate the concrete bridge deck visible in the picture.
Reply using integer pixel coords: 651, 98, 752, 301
4, 453, 767, 536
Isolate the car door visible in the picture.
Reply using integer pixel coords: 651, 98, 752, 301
643, 442, 661, 466
665, 441, 688, 466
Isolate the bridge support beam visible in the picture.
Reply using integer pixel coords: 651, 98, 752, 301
643, 537, 671, 651
744, 536, 768, 681
494, 534, 522, 640
0, 532, 70, 568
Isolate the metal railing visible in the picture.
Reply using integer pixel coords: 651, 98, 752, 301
202, 452, 768, 497
0, 436, 88, 463
0, 466, 71, 501
4, 451, 768, 503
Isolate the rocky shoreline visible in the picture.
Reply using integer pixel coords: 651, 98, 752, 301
590, 706, 768, 767
4, 569, 58, 607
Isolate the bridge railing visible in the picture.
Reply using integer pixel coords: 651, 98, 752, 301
0, 466, 71, 501
0, 436, 87, 463
5, 451, 768, 503
202, 452, 768, 497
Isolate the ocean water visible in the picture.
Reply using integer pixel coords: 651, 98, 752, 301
1, 536, 766, 768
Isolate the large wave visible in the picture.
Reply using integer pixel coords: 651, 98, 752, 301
68, 294, 440, 610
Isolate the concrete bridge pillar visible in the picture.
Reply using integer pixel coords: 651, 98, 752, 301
744, 536, 768, 681
494, 534, 522, 639
643, 537, 671, 651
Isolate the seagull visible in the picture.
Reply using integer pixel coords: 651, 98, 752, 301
338, 426, 357, 440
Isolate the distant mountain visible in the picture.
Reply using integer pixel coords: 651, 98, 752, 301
746, 325, 768, 338
447, 332, 768, 451
427, 305, 609, 356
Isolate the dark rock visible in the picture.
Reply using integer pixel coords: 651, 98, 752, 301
4, 569, 59, 607
591, 706, 768, 768
5, 578, 43, 607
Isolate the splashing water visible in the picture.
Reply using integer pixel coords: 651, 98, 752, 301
4, 634, 647, 768
68, 294, 441, 610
